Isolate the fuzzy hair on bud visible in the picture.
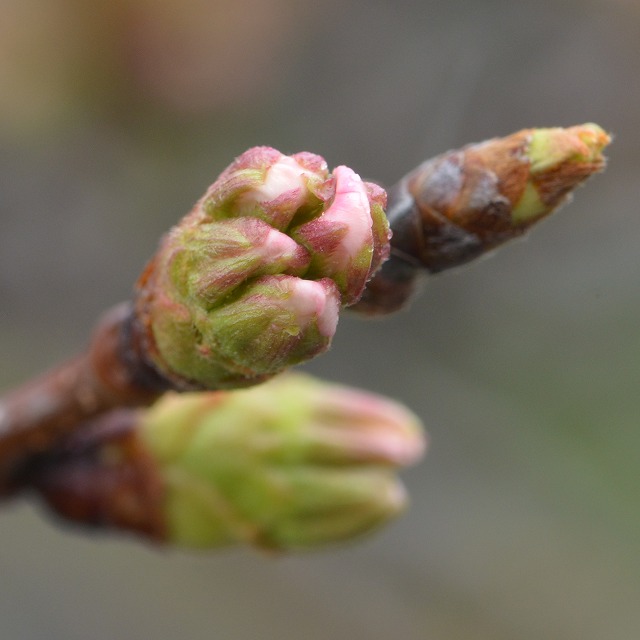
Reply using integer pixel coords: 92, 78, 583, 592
139, 373, 426, 550
136, 147, 390, 390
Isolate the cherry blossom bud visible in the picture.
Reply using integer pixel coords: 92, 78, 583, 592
354, 123, 610, 314
140, 374, 425, 549
136, 147, 390, 389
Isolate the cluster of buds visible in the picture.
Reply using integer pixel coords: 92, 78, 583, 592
136, 147, 390, 390
0, 124, 610, 552
26, 374, 425, 551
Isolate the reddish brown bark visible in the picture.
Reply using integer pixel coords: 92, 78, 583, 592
0, 303, 170, 486
20, 410, 168, 541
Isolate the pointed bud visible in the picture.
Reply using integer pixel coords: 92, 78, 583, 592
392, 123, 610, 274
511, 124, 610, 223
136, 147, 390, 389
140, 374, 425, 550
353, 123, 610, 314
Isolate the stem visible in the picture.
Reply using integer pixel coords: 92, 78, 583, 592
13, 373, 423, 549
0, 304, 169, 485
16, 409, 167, 541
0, 126, 609, 482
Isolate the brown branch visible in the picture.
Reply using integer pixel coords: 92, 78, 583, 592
12, 409, 167, 541
0, 126, 610, 486
0, 304, 170, 487
11, 374, 424, 550
353, 124, 610, 313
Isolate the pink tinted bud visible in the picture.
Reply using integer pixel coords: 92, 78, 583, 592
167, 217, 310, 308
140, 373, 426, 550
202, 147, 329, 230
284, 278, 340, 338
137, 147, 390, 390
302, 383, 427, 466
292, 166, 379, 304
202, 275, 340, 385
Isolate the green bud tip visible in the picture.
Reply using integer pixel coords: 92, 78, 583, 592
398, 123, 611, 275
512, 123, 611, 223
139, 373, 426, 551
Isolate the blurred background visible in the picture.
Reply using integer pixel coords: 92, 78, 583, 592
1, 0, 639, 638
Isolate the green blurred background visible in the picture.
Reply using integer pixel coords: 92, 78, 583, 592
1, 0, 639, 638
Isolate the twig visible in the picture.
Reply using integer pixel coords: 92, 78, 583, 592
15, 409, 167, 540
353, 124, 610, 313
0, 304, 168, 487
14, 374, 424, 551
0, 125, 610, 484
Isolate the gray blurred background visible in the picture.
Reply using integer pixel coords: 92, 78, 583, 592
1, 0, 639, 638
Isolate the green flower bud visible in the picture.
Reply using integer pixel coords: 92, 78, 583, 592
378, 123, 610, 278
140, 374, 425, 550
511, 123, 610, 223
137, 148, 390, 390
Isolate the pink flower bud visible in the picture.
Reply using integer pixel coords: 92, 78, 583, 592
137, 147, 390, 389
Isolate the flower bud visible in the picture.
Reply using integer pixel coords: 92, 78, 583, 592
353, 123, 610, 314
140, 374, 425, 550
386, 123, 610, 275
136, 148, 390, 389
511, 124, 610, 223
